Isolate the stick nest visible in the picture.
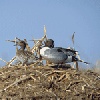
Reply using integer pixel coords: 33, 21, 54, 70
0, 64, 100, 100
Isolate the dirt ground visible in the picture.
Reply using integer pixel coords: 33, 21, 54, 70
0, 64, 100, 100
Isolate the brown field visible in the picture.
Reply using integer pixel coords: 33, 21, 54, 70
0, 64, 100, 100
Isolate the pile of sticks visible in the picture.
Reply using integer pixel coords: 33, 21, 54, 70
0, 65, 99, 99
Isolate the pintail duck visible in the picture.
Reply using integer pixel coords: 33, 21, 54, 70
15, 38, 37, 65
44, 39, 77, 56
40, 46, 89, 65
40, 47, 78, 64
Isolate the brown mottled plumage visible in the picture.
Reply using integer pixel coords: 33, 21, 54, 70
15, 39, 37, 65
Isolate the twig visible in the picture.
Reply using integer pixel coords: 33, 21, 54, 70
44, 72, 55, 76
31, 34, 47, 53
33, 59, 43, 67
30, 76, 36, 81
53, 70, 66, 73
0, 74, 34, 92
35, 70, 46, 77
58, 74, 66, 82
44, 70, 65, 76
82, 78, 90, 87
27, 84, 36, 88
0, 58, 8, 64
45, 89, 57, 97
66, 80, 83, 90
8, 56, 16, 67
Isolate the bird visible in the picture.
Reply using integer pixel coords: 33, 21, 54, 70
15, 38, 37, 65
44, 39, 77, 56
40, 47, 78, 64
43, 39, 89, 64
40, 46, 89, 65
54, 47, 77, 56
41, 39, 77, 65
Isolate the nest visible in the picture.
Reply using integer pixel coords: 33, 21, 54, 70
0, 64, 100, 100
0, 28, 100, 99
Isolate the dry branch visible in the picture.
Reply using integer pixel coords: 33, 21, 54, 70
58, 74, 66, 82
7, 56, 16, 67
45, 70, 66, 76
66, 80, 83, 90
30, 76, 36, 81
35, 70, 46, 77
31, 34, 47, 53
0, 58, 8, 64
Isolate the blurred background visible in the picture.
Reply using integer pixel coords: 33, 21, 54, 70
0, 0, 100, 69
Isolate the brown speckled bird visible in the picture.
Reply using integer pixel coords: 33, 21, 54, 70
15, 38, 37, 65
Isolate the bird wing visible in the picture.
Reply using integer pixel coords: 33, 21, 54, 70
51, 47, 77, 56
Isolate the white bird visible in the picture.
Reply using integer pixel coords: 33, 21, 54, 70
40, 47, 80, 64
